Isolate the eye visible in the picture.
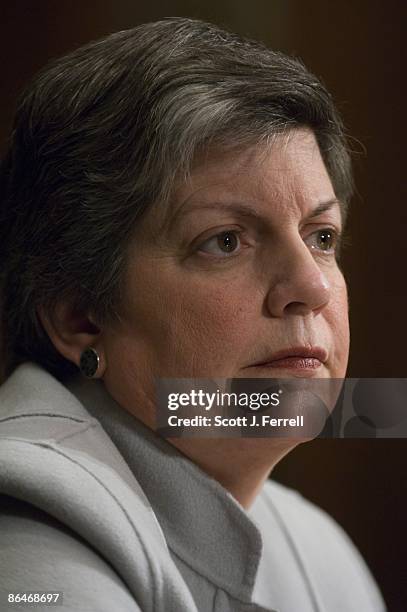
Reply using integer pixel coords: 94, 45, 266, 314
305, 228, 339, 254
198, 230, 242, 257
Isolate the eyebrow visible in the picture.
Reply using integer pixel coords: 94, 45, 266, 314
164, 197, 343, 233
306, 198, 343, 220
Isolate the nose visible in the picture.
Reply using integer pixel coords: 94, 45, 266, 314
265, 240, 331, 318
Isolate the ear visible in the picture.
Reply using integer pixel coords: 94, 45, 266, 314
37, 300, 106, 378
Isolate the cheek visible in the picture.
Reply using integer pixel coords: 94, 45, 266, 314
326, 273, 350, 375
163, 280, 256, 376
114, 263, 259, 378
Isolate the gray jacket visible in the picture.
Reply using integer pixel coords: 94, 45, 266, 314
0, 363, 386, 611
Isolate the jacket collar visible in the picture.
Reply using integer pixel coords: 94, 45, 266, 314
0, 362, 200, 612
0, 362, 273, 609
66, 371, 265, 603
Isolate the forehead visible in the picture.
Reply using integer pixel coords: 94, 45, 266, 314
189, 130, 329, 195
148, 128, 340, 236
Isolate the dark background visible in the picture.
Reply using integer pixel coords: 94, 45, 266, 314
1, 2, 406, 609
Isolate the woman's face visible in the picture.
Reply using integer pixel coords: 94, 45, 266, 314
102, 129, 349, 419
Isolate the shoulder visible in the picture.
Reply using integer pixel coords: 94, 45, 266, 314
260, 478, 364, 556
0, 364, 198, 612
257, 479, 386, 611
0, 495, 142, 612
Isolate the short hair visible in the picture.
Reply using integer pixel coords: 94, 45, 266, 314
0, 17, 353, 381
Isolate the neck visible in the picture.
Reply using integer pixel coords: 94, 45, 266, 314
168, 437, 302, 509
99, 377, 303, 509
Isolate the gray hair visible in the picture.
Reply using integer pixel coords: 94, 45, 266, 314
0, 17, 353, 381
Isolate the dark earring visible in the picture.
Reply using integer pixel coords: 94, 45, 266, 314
79, 347, 100, 378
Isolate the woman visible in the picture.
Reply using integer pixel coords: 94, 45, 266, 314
0, 17, 385, 612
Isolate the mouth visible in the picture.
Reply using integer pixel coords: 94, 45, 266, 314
248, 346, 328, 375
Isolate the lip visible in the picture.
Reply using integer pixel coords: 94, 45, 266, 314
249, 346, 328, 370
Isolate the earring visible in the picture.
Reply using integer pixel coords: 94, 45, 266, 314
79, 347, 100, 378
